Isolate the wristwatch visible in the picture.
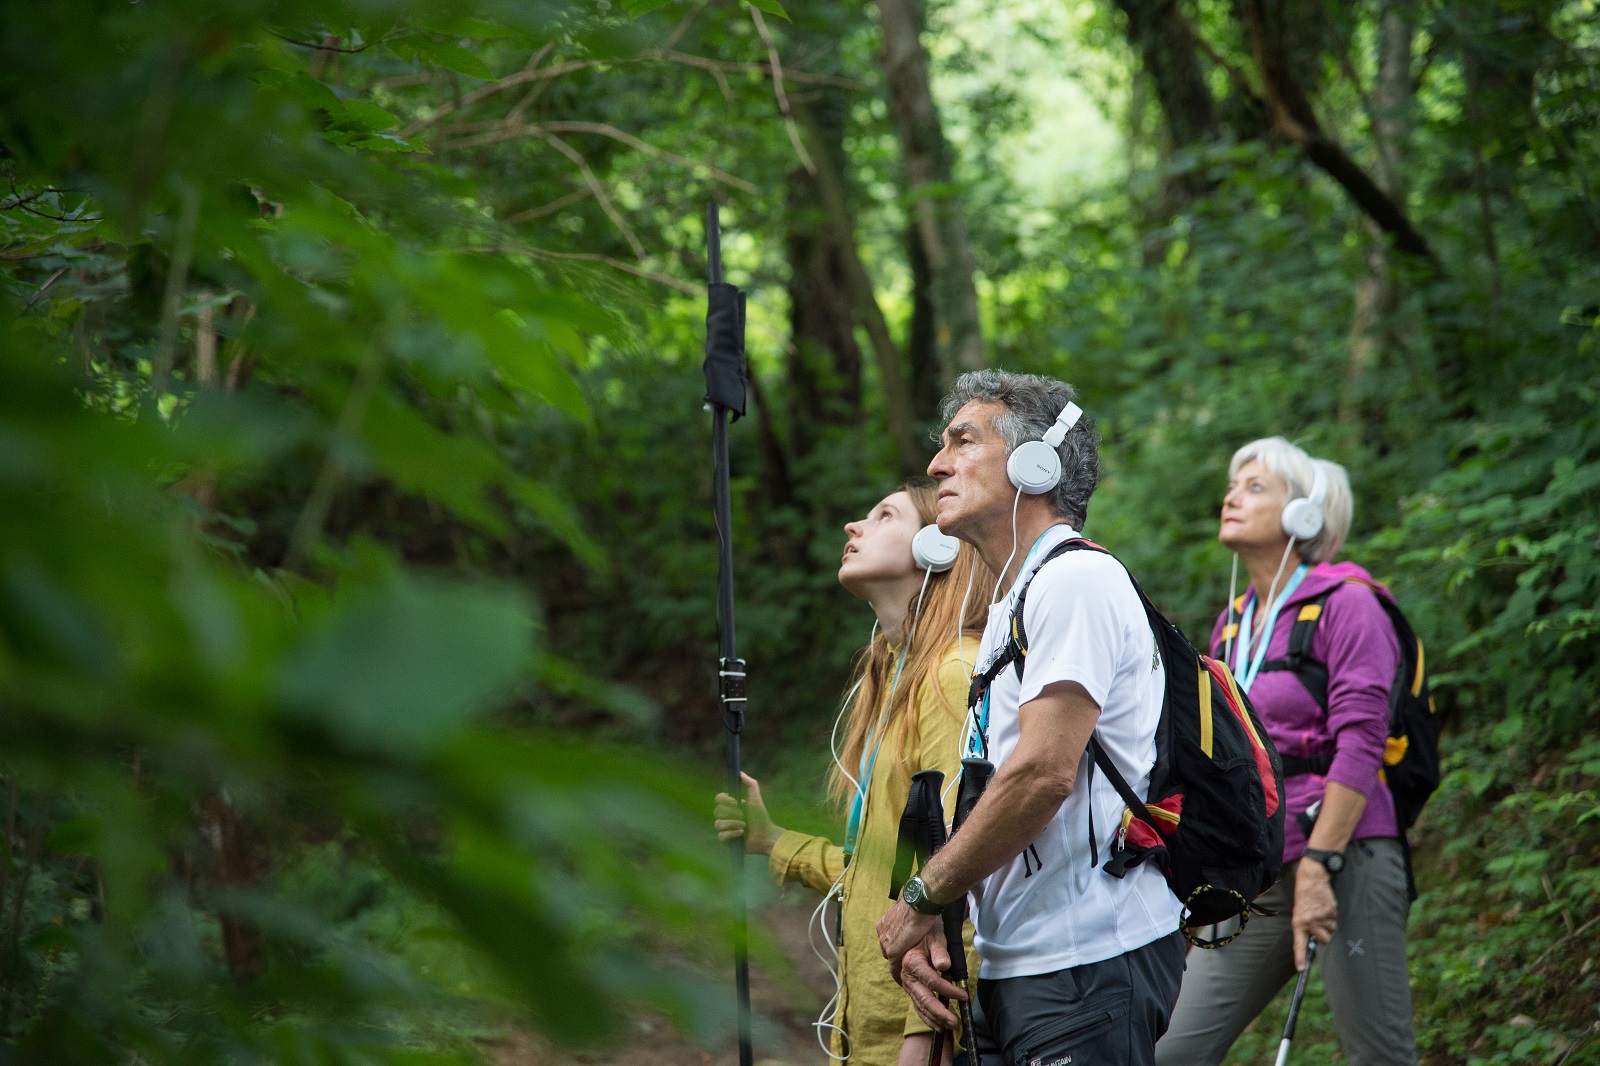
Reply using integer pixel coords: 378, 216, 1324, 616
900, 873, 945, 915
1303, 847, 1346, 875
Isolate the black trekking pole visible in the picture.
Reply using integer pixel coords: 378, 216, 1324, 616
702, 202, 754, 1066
895, 771, 977, 1066
1275, 939, 1318, 1066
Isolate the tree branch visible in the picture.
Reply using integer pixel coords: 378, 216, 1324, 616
398, 59, 595, 137
537, 131, 647, 261
748, 8, 817, 174
520, 248, 698, 294
1227, 1, 1436, 262
503, 44, 557, 125
652, 49, 862, 89
271, 31, 375, 54
436, 120, 756, 194
502, 187, 593, 226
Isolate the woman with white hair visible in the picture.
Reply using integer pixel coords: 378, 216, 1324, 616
1155, 437, 1418, 1066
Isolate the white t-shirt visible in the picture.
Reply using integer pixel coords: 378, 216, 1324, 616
965, 523, 1183, 978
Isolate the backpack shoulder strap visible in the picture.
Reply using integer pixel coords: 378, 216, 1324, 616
966, 539, 1110, 733
1008, 538, 1109, 679
1339, 577, 1427, 702
1285, 590, 1334, 668
1257, 588, 1337, 708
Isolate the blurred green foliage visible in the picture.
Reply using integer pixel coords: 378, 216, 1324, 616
1, 0, 1597, 1062
0, 1, 748, 1062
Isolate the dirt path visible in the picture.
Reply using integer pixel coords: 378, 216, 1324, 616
485, 895, 837, 1066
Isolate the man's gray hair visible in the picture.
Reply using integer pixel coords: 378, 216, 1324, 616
938, 370, 1101, 527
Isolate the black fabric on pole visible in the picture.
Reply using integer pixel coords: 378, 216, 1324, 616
703, 282, 747, 417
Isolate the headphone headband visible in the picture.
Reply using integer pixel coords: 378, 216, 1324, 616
1281, 460, 1329, 541
1007, 399, 1084, 495
1308, 463, 1328, 507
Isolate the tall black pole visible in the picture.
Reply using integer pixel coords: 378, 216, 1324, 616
702, 202, 754, 1066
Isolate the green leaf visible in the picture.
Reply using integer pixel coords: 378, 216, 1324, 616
47, 812, 101, 854
333, 99, 401, 133
391, 36, 494, 80
420, 16, 524, 41
744, 0, 789, 18
277, 571, 537, 758
359, 389, 508, 534
488, 309, 590, 419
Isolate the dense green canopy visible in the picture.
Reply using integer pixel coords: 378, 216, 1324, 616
0, 0, 1595, 1062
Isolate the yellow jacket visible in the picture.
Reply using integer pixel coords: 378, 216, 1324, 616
769, 639, 981, 1066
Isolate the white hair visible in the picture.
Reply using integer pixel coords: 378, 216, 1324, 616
1228, 437, 1352, 564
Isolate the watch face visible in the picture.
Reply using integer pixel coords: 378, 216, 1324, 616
1326, 853, 1345, 873
903, 876, 939, 913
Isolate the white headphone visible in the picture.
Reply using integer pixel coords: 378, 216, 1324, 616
1280, 463, 1329, 541
1006, 401, 1084, 494
911, 524, 961, 572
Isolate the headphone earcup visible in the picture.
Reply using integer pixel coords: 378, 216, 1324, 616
1281, 498, 1325, 540
911, 524, 961, 573
1007, 440, 1062, 495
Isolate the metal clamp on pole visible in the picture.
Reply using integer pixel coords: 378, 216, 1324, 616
719, 657, 747, 733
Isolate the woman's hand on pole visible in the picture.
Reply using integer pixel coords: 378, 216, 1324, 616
1291, 860, 1338, 970
713, 772, 783, 856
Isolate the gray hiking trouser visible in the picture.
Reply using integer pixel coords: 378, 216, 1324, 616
970, 929, 1187, 1066
1154, 836, 1418, 1066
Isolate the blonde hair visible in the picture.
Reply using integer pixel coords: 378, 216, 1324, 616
1228, 437, 1353, 564
827, 480, 994, 814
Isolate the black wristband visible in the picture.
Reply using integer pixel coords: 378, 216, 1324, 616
1303, 847, 1346, 875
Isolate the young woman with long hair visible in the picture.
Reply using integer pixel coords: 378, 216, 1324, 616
713, 479, 991, 1066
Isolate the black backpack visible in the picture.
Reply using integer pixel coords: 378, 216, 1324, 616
968, 540, 1286, 945
1234, 576, 1441, 896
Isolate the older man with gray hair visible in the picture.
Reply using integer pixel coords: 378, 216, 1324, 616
877, 370, 1185, 1065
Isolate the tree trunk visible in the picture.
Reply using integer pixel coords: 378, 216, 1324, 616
875, 0, 985, 387
784, 90, 864, 442
905, 222, 942, 425
1115, 0, 1221, 212
1235, 0, 1435, 261
1341, 1, 1412, 436
199, 790, 267, 982
793, 97, 924, 478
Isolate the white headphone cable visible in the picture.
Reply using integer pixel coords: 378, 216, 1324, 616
830, 675, 868, 799
1262, 538, 1297, 622
906, 566, 935, 651
956, 553, 976, 676
1224, 553, 1240, 667
830, 620, 875, 799
808, 869, 851, 1061
1242, 538, 1299, 673
991, 485, 1024, 605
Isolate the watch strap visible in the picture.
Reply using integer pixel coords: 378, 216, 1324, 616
1304, 847, 1345, 873
902, 874, 945, 915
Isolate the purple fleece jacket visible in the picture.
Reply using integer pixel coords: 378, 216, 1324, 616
1210, 561, 1401, 863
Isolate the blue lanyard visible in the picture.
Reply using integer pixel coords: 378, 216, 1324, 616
844, 646, 908, 855
1232, 565, 1308, 692
966, 525, 1072, 756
